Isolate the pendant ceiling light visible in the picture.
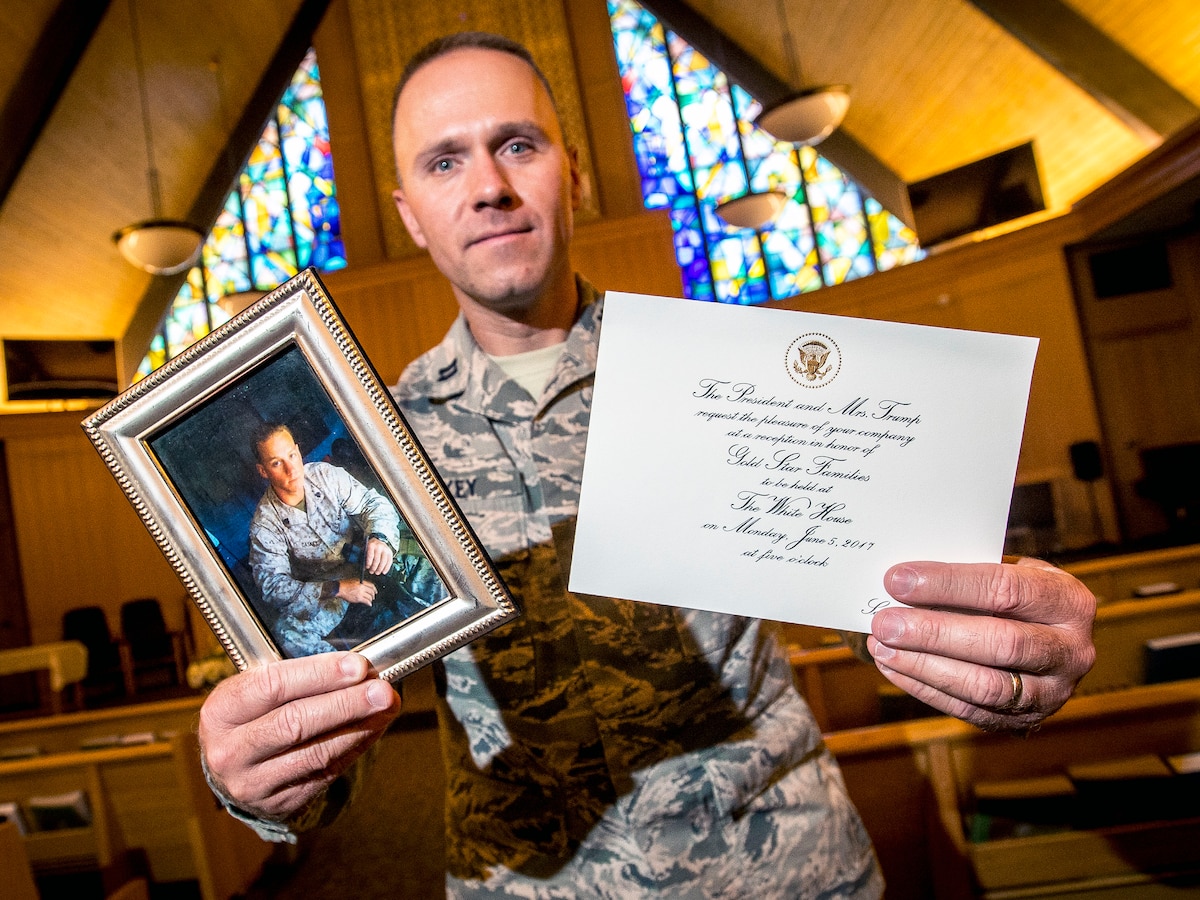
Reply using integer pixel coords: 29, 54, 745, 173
716, 0, 851, 231
112, 0, 203, 276
713, 189, 789, 230
755, 84, 850, 146
754, 0, 850, 146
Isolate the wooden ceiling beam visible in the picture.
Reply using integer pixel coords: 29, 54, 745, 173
637, 0, 914, 228
969, 0, 1199, 144
0, 0, 112, 210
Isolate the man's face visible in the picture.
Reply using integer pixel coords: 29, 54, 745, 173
391, 48, 582, 316
256, 430, 304, 498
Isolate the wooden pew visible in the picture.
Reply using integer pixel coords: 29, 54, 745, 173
825, 680, 1200, 899
1064, 543, 1200, 603
0, 695, 203, 758
1081, 588, 1200, 694
788, 583, 1200, 733
0, 820, 39, 900
0, 697, 270, 898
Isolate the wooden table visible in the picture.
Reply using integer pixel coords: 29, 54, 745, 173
0, 641, 87, 713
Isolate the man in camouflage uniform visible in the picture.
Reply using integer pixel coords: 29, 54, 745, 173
393, 274, 879, 895
249, 422, 444, 657
197, 31, 1096, 900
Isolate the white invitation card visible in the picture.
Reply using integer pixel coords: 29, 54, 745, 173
570, 292, 1039, 633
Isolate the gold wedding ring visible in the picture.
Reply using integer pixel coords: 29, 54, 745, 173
1001, 669, 1024, 712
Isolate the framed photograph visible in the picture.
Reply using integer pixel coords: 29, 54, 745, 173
83, 268, 517, 682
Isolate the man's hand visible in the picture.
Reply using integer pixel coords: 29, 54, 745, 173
364, 537, 395, 576
867, 558, 1096, 731
198, 652, 400, 821
338, 579, 378, 606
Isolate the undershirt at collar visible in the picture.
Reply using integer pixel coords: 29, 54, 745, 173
488, 341, 567, 400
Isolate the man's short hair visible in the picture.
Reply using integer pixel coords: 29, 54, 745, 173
391, 31, 559, 131
252, 422, 292, 463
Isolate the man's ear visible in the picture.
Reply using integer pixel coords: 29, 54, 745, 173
392, 187, 429, 249
256, 462, 268, 481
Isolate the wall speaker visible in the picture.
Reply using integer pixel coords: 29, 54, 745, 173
1070, 440, 1104, 482
1087, 239, 1172, 299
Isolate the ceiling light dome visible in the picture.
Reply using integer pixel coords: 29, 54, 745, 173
755, 85, 851, 146
112, 0, 204, 276
113, 220, 204, 276
714, 189, 790, 229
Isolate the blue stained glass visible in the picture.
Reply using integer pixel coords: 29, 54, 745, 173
610, 0, 921, 305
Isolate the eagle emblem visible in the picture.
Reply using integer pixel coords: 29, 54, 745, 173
794, 340, 831, 381
786, 333, 841, 387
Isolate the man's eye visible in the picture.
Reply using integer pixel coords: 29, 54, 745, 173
508, 141, 530, 155
434, 158, 454, 173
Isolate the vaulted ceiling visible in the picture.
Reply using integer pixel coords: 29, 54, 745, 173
1, 0, 1198, 368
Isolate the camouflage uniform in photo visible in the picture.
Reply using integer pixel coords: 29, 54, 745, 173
387, 277, 882, 898
249, 461, 437, 657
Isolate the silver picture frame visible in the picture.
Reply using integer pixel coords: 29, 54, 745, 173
83, 268, 516, 682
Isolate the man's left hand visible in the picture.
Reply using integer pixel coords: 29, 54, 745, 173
867, 558, 1096, 731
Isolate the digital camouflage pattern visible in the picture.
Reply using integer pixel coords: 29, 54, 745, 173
249, 461, 445, 657
390, 278, 882, 898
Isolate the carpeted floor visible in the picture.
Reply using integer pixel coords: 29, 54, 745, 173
245, 715, 447, 899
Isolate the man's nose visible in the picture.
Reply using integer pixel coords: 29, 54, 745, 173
471, 156, 515, 211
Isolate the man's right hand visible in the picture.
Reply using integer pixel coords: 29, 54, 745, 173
198, 652, 400, 821
337, 579, 378, 606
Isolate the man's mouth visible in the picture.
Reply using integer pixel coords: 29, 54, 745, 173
468, 226, 533, 248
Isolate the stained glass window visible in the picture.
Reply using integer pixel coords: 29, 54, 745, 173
609, 0, 922, 303
136, 48, 345, 379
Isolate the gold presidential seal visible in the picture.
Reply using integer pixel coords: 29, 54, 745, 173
786, 333, 841, 387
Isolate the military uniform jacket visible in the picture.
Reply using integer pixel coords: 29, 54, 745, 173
249, 461, 401, 657
392, 278, 870, 883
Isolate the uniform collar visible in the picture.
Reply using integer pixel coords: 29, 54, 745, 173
421, 276, 603, 422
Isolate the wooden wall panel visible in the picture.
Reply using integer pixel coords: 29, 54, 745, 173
563, 0, 645, 219
0, 415, 183, 647
1070, 230, 1200, 539
323, 259, 462, 386
322, 210, 681, 383
570, 211, 682, 298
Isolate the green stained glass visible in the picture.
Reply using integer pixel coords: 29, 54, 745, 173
735, 86, 821, 299
865, 196, 923, 272
801, 150, 873, 286
667, 35, 768, 304
164, 300, 211, 359
135, 334, 167, 382
202, 192, 253, 302
241, 119, 299, 288
278, 52, 343, 272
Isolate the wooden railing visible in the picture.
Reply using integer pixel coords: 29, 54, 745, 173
826, 679, 1200, 899
0, 697, 269, 899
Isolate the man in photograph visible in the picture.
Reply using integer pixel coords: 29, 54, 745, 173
200, 34, 1096, 898
249, 422, 444, 657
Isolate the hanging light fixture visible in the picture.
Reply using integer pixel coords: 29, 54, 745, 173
714, 190, 789, 230
753, 0, 850, 146
112, 0, 203, 275
715, 0, 850, 230
756, 84, 850, 146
